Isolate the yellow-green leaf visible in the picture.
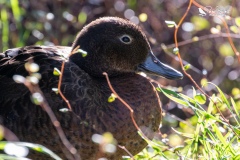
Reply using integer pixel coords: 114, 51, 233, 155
191, 16, 210, 31
235, 17, 240, 27
194, 93, 206, 104
165, 20, 177, 28
183, 64, 191, 71
108, 93, 117, 103
53, 67, 61, 76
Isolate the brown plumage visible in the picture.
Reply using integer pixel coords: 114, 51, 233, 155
0, 17, 182, 159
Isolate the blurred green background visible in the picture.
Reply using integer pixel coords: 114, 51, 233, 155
0, 0, 240, 151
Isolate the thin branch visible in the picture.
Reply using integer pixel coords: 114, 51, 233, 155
58, 61, 72, 111
118, 145, 134, 160
57, 45, 80, 111
1, 125, 19, 141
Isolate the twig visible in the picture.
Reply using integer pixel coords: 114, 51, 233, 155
58, 61, 72, 111
118, 145, 134, 160
57, 45, 80, 111
1, 125, 19, 141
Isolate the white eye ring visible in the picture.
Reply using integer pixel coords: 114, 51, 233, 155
119, 35, 133, 44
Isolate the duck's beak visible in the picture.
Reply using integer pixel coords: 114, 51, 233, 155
137, 51, 183, 80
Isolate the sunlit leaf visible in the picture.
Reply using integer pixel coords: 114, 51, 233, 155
235, 17, 240, 27
53, 67, 61, 76
201, 78, 208, 87
219, 43, 234, 57
78, 11, 87, 24
158, 87, 189, 107
77, 49, 88, 57
173, 47, 179, 55
231, 97, 240, 124
194, 93, 206, 104
165, 20, 177, 28
171, 128, 194, 138
183, 64, 191, 71
59, 108, 70, 112
230, 25, 239, 34
52, 88, 59, 94
191, 16, 210, 31
207, 94, 215, 113
207, 82, 230, 108
108, 93, 117, 103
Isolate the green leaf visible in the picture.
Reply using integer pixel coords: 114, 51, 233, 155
178, 93, 196, 104
51, 88, 59, 94
173, 47, 179, 55
108, 93, 117, 103
234, 155, 240, 160
165, 20, 177, 28
219, 43, 234, 57
155, 87, 161, 92
158, 87, 189, 107
78, 11, 87, 24
53, 67, 61, 76
204, 113, 221, 122
200, 78, 208, 87
231, 97, 240, 117
230, 25, 239, 34
207, 82, 230, 108
59, 108, 70, 112
171, 127, 194, 138
77, 49, 88, 57
192, 87, 196, 97
230, 97, 240, 126
194, 93, 206, 104
191, 16, 210, 31
207, 94, 214, 113
235, 17, 240, 27
183, 64, 191, 71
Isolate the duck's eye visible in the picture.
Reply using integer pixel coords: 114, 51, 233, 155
119, 35, 132, 44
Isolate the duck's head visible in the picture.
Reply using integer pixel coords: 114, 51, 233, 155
70, 17, 183, 79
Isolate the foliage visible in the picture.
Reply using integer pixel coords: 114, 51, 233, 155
134, 86, 240, 159
0, 0, 240, 159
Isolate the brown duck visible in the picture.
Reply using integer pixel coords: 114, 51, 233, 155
0, 17, 183, 159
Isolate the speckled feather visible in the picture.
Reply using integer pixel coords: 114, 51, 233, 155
0, 17, 162, 160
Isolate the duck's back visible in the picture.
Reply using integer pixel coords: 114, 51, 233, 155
0, 45, 161, 160
0, 46, 69, 116
0, 46, 76, 159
